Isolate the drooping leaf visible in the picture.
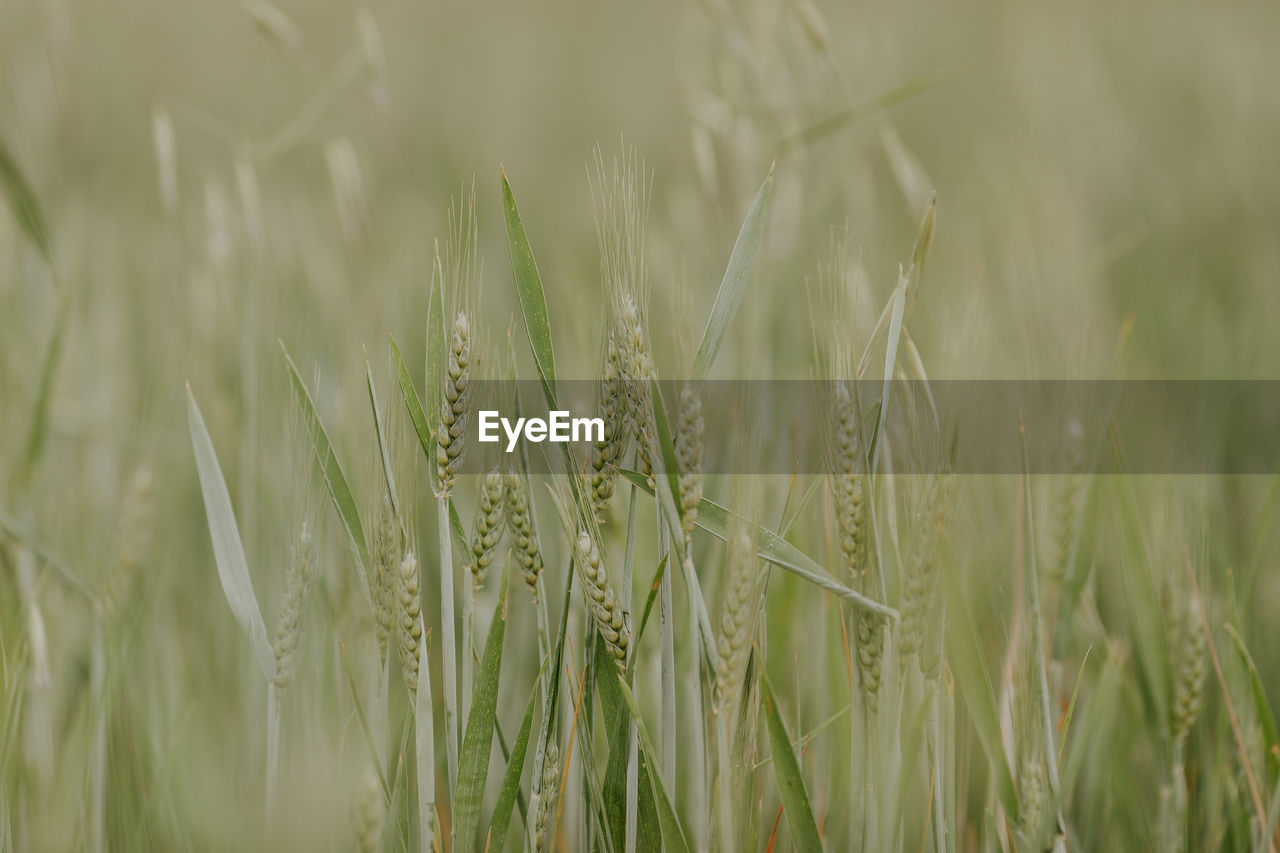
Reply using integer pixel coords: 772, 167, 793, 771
760, 674, 823, 853
186, 386, 276, 682
618, 470, 896, 619
692, 164, 775, 380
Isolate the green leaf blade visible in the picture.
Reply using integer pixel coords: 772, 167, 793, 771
760, 674, 823, 853
0, 140, 52, 264
692, 163, 775, 380
186, 386, 276, 683
280, 343, 372, 589
453, 563, 512, 852
487, 675, 538, 853
501, 170, 557, 406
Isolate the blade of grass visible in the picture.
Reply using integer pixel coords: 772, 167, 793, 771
760, 674, 824, 853
618, 470, 896, 619
364, 349, 403, 527
692, 163, 775, 380
613, 675, 692, 853
280, 342, 372, 593
1224, 623, 1280, 785
12, 302, 67, 504
452, 562, 512, 853
0, 139, 52, 264
631, 554, 669, 660
487, 671, 539, 853
389, 332, 432, 465
186, 385, 276, 683
501, 169, 557, 406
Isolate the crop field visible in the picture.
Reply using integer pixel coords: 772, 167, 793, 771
3, 0, 1280, 850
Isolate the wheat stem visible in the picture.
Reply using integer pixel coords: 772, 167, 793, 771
437, 496, 459, 793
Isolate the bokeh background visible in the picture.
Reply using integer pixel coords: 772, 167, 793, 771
3, 0, 1280, 849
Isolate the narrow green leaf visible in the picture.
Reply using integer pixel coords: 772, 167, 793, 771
186, 386, 276, 682
487, 674, 539, 853
1225, 623, 1280, 784
614, 675, 692, 853
618, 470, 896, 619
280, 342, 371, 590
632, 554, 670, 656
389, 332, 433, 470
452, 563, 511, 853
760, 674, 823, 852
364, 350, 402, 524
692, 164, 775, 380
599, 641, 661, 853
0, 139, 52, 263
501, 169, 557, 406
12, 303, 67, 503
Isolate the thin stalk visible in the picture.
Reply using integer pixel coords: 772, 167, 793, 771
659, 516, 676, 789
715, 716, 733, 851
931, 684, 948, 853
437, 497, 459, 793
89, 614, 105, 853
685, 550, 708, 852
415, 615, 436, 853
266, 684, 280, 819
1020, 425, 1067, 850
623, 482, 640, 853
462, 576, 474, 734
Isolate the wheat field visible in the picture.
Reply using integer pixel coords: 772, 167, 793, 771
3, 0, 1280, 850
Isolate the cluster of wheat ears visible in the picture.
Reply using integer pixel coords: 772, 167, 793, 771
170, 144, 1220, 853
4, 134, 1271, 852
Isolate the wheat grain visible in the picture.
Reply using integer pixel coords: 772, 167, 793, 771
352, 769, 384, 853
573, 528, 630, 669
469, 469, 505, 588
436, 311, 472, 499
395, 549, 423, 700
1171, 594, 1207, 742
590, 332, 629, 518
675, 381, 704, 543
272, 521, 316, 702
533, 739, 561, 852
505, 472, 544, 600
714, 524, 761, 717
